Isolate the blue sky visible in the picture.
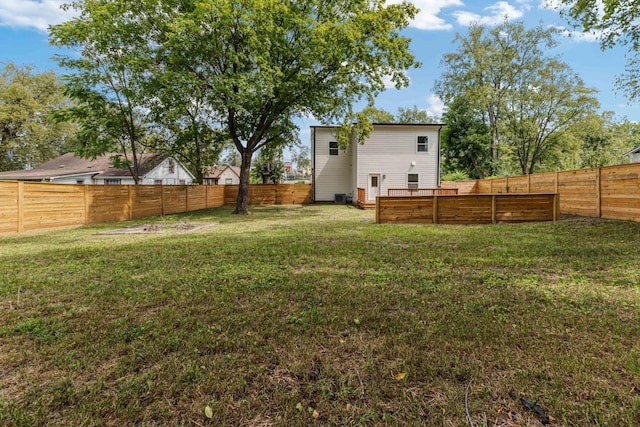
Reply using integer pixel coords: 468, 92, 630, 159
0, 0, 637, 153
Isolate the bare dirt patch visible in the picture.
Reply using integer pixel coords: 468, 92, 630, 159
95, 222, 216, 235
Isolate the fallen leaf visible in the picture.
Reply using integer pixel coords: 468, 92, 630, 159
296, 402, 303, 412
312, 409, 319, 419
395, 372, 407, 380
204, 405, 213, 419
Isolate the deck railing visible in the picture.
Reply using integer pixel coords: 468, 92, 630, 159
387, 188, 458, 197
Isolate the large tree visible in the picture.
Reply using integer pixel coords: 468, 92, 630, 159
434, 20, 598, 175
51, 0, 418, 214
558, 0, 640, 101
0, 63, 76, 171
441, 96, 492, 179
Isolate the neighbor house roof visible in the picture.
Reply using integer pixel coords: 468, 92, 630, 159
0, 152, 169, 181
205, 165, 241, 179
625, 147, 640, 156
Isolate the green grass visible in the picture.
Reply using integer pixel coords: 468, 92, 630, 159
1, 205, 639, 426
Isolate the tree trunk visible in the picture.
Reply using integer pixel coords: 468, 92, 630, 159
234, 149, 252, 214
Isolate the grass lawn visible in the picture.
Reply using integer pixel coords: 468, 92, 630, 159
1, 205, 639, 426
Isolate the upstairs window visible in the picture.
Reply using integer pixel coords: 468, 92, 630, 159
168, 159, 176, 173
417, 136, 428, 152
329, 141, 339, 156
408, 174, 419, 189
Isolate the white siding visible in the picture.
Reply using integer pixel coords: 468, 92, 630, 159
218, 168, 240, 185
141, 158, 194, 185
50, 173, 97, 184
356, 125, 440, 197
312, 128, 354, 202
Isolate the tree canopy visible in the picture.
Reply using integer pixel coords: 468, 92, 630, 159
558, 0, 640, 101
51, 0, 419, 213
0, 63, 76, 171
435, 20, 599, 175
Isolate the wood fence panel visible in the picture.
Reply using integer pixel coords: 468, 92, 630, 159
507, 176, 529, 193
529, 173, 557, 193
0, 182, 19, 233
490, 178, 508, 193
163, 186, 188, 215
376, 197, 434, 224
558, 168, 598, 217
187, 186, 207, 212
206, 186, 225, 208
495, 194, 555, 223
131, 185, 163, 219
87, 186, 130, 224
439, 180, 478, 194
224, 185, 239, 206
599, 163, 640, 221
21, 183, 87, 231
437, 195, 494, 224
476, 180, 492, 193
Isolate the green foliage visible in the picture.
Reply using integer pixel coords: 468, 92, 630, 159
559, 0, 640, 101
0, 63, 76, 171
51, 0, 419, 212
396, 105, 438, 123
435, 20, 599, 175
440, 170, 470, 181
441, 96, 492, 179
251, 146, 285, 184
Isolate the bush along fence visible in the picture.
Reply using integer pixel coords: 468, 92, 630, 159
442, 162, 640, 222
376, 194, 559, 224
0, 182, 312, 234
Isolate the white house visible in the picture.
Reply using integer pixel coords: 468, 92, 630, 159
311, 123, 444, 205
204, 165, 241, 185
0, 152, 194, 185
626, 147, 640, 163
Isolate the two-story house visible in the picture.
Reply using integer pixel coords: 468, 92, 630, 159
311, 123, 444, 207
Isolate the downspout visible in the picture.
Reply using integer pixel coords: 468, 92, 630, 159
311, 127, 316, 203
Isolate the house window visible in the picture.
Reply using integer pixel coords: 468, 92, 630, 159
417, 136, 428, 152
329, 141, 339, 156
76, 179, 85, 184
168, 159, 175, 173
104, 179, 121, 185
179, 179, 186, 185
225, 178, 233, 185
154, 179, 163, 185
408, 174, 419, 189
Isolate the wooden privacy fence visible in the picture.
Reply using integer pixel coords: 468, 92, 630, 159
376, 194, 559, 224
444, 162, 640, 222
387, 188, 458, 197
0, 182, 312, 234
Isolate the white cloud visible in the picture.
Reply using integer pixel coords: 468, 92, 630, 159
387, 0, 464, 31
0, 0, 76, 32
453, 1, 525, 26
426, 94, 446, 118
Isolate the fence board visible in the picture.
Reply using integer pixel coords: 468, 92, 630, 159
0, 182, 313, 234
377, 194, 556, 225
0, 182, 19, 233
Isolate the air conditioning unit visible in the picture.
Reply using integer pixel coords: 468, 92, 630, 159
334, 193, 347, 204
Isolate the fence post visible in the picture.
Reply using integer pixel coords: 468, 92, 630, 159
160, 185, 165, 216
527, 174, 531, 193
17, 182, 24, 233
596, 167, 601, 218
432, 195, 438, 224
127, 185, 133, 220
553, 194, 559, 221
555, 171, 559, 193
185, 185, 189, 212
491, 195, 497, 224
506, 176, 509, 193
83, 185, 89, 225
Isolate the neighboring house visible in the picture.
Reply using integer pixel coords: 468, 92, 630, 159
0, 152, 194, 185
204, 165, 241, 185
311, 123, 444, 204
626, 147, 640, 163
